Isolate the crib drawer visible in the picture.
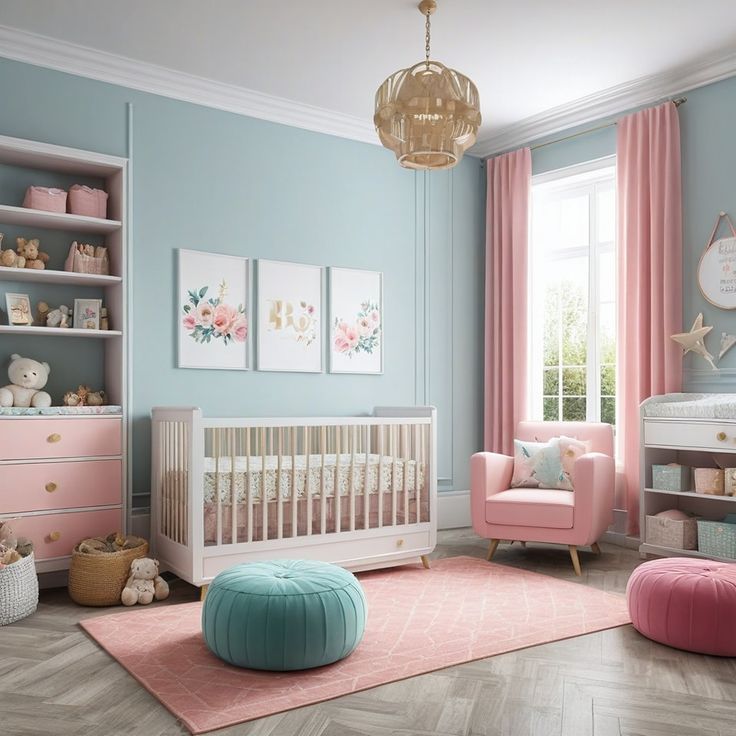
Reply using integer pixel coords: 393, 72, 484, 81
644, 420, 736, 451
0, 417, 121, 460
1, 460, 122, 513
9, 508, 123, 560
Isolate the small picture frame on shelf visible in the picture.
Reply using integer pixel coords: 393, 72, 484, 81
73, 298, 102, 330
5, 293, 32, 325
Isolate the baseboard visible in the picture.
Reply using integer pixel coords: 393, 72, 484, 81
38, 569, 68, 590
437, 490, 471, 530
601, 530, 641, 549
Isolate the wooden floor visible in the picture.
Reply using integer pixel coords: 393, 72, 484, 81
3, 530, 736, 736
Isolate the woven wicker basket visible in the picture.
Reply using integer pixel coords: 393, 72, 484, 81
0, 552, 39, 625
68, 537, 148, 607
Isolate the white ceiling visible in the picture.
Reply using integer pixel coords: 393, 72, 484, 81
2, 0, 736, 151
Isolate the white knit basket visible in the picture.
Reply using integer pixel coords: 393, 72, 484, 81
0, 552, 39, 625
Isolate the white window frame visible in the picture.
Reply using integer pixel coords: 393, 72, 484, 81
528, 156, 617, 426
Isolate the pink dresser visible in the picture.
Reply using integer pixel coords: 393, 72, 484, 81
0, 415, 124, 573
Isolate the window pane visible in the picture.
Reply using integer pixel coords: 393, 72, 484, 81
599, 250, 615, 304
560, 193, 589, 249
543, 285, 560, 365
562, 367, 586, 395
600, 397, 616, 425
543, 368, 559, 395
599, 303, 616, 365
597, 188, 615, 243
543, 397, 559, 421
600, 364, 615, 396
557, 257, 589, 365
562, 397, 587, 421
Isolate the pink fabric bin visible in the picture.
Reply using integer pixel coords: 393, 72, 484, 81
627, 557, 736, 656
22, 186, 67, 213
68, 185, 108, 219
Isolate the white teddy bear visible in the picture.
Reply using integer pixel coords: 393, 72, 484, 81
46, 305, 71, 328
121, 558, 170, 606
0, 354, 52, 408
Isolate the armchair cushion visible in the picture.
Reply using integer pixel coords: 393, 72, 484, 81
485, 488, 574, 529
511, 436, 591, 491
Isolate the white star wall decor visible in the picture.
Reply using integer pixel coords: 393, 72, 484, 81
720, 332, 736, 360
670, 313, 719, 371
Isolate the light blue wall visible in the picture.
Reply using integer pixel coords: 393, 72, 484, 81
528, 75, 736, 393
0, 58, 485, 509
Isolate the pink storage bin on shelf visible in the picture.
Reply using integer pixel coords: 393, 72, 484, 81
22, 186, 67, 213
68, 185, 108, 219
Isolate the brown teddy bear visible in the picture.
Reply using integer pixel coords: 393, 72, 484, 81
0, 233, 25, 268
16, 237, 50, 270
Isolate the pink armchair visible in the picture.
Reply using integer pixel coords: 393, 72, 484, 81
471, 421, 615, 575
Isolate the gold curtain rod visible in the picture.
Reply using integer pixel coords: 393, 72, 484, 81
530, 97, 687, 152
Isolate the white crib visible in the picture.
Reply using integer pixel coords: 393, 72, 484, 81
150, 406, 437, 588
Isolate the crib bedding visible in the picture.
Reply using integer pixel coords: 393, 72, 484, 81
193, 453, 424, 503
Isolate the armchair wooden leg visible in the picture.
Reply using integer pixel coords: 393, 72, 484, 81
520, 541, 527, 548
568, 546, 582, 576
591, 542, 601, 555
487, 539, 500, 561
200, 584, 209, 601
420, 555, 431, 569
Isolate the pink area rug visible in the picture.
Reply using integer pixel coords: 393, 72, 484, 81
81, 556, 630, 734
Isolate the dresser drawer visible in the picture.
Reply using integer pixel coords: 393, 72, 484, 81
644, 420, 736, 451
0, 417, 121, 460
1, 460, 122, 513
7, 508, 123, 560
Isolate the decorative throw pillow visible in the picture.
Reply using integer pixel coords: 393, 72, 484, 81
511, 438, 566, 489
557, 435, 591, 490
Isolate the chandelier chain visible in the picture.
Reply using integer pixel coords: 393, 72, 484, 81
425, 10, 431, 66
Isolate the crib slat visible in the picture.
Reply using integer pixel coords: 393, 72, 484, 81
363, 425, 370, 530
391, 425, 398, 526
320, 425, 327, 535
291, 426, 298, 537
414, 423, 420, 524
335, 426, 341, 533
277, 427, 284, 539
401, 424, 411, 524
230, 428, 237, 544
214, 429, 222, 546
246, 427, 253, 543
349, 425, 356, 532
377, 424, 384, 529
305, 426, 312, 536
261, 427, 268, 541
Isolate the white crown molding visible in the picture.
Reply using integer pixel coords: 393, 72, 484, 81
473, 47, 736, 158
0, 24, 378, 146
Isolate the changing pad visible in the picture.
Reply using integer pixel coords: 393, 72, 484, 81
642, 393, 736, 419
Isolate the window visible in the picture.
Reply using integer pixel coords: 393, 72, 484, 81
529, 158, 616, 428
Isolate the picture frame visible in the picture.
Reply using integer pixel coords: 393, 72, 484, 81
73, 298, 102, 330
257, 259, 323, 372
177, 249, 250, 370
328, 267, 383, 374
5, 292, 32, 326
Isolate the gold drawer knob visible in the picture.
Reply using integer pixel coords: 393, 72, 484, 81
47, 433, 62, 443
717, 432, 727, 441
45, 482, 57, 493
396, 538, 404, 547
48, 531, 61, 542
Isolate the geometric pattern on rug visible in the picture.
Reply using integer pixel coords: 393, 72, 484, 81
80, 556, 631, 734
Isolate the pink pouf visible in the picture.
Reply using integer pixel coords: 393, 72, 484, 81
627, 557, 736, 656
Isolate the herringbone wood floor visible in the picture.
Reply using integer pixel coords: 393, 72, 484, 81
3, 530, 736, 736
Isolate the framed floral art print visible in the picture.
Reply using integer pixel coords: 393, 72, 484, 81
329, 267, 383, 374
177, 249, 250, 370
257, 259, 323, 372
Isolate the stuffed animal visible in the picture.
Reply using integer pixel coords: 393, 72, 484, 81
62, 385, 106, 407
121, 558, 170, 606
16, 237, 49, 270
36, 301, 50, 326
0, 354, 52, 408
86, 390, 106, 406
46, 305, 71, 328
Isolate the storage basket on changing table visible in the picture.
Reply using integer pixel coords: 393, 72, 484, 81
646, 514, 698, 550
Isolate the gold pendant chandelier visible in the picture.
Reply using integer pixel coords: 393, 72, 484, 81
374, 0, 481, 170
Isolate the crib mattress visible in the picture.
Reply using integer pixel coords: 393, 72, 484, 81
187, 453, 424, 503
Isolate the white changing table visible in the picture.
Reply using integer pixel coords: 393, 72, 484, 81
640, 393, 736, 562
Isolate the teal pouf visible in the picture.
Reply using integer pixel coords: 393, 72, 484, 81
201, 559, 367, 671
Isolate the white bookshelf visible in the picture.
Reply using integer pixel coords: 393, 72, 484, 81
0, 133, 129, 543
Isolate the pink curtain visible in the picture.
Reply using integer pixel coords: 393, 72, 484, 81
485, 148, 532, 455
617, 102, 683, 536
